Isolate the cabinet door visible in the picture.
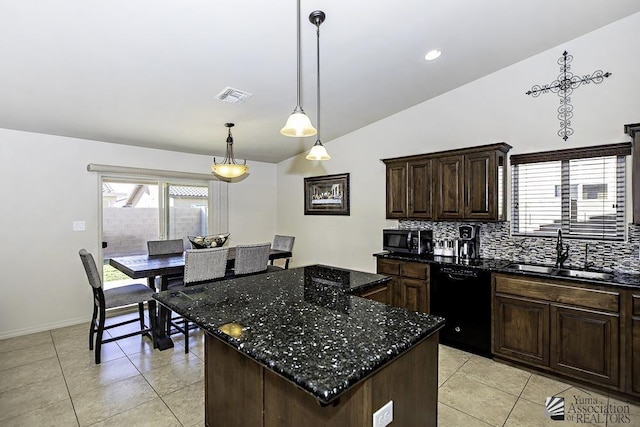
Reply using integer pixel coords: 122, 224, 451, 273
435, 155, 464, 219
550, 304, 619, 387
633, 317, 640, 394
407, 159, 433, 219
399, 278, 428, 313
633, 295, 640, 394
464, 151, 496, 220
494, 294, 549, 366
355, 284, 391, 305
386, 162, 407, 218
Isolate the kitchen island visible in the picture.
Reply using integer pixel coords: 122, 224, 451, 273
154, 264, 445, 427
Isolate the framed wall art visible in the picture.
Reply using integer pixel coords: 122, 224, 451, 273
304, 173, 350, 215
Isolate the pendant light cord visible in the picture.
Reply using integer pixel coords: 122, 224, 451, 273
315, 19, 321, 141
296, 0, 302, 108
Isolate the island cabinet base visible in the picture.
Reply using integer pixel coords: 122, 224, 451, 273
204, 332, 439, 427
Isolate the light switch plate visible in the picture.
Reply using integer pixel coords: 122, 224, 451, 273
373, 400, 393, 427
73, 221, 86, 231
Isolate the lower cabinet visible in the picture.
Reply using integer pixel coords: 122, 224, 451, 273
354, 283, 391, 305
376, 258, 429, 313
632, 294, 640, 395
550, 304, 619, 387
493, 274, 621, 390
494, 294, 549, 366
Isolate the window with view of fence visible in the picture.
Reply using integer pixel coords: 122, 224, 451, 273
511, 143, 630, 241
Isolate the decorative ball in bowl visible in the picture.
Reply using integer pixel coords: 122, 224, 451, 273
188, 233, 230, 249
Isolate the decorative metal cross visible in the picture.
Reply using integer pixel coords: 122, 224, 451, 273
526, 51, 611, 141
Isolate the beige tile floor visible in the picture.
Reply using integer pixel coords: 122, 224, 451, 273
1, 312, 639, 426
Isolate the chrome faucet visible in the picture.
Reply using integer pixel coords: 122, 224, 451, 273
555, 229, 570, 268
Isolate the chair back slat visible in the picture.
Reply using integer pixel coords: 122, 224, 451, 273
234, 243, 271, 275
184, 247, 229, 284
147, 239, 185, 256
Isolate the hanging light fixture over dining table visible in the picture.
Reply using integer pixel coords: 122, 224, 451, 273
211, 123, 249, 179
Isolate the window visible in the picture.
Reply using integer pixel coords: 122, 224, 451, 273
89, 163, 228, 289
511, 143, 630, 240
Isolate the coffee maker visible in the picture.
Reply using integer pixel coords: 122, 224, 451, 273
458, 225, 480, 261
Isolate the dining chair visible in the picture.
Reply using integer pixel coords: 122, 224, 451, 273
169, 247, 229, 353
79, 249, 156, 364
270, 235, 295, 269
147, 239, 185, 290
233, 243, 274, 276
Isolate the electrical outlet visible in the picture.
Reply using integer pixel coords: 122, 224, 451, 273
73, 221, 86, 231
373, 400, 393, 427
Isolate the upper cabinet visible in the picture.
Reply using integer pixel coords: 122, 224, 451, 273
383, 143, 511, 222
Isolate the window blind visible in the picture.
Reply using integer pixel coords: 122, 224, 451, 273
511, 143, 630, 241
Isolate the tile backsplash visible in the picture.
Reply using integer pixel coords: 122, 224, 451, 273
398, 220, 640, 274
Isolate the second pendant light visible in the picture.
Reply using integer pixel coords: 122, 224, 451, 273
306, 10, 330, 161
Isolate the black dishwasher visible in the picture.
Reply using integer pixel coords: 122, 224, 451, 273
430, 264, 492, 357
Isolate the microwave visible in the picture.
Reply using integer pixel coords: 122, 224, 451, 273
383, 229, 433, 255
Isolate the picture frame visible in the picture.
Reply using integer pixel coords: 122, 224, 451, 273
304, 173, 350, 216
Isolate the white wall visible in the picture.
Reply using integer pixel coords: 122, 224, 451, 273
276, 12, 640, 273
0, 129, 277, 338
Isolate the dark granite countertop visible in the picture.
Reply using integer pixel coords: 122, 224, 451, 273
153, 264, 445, 405
374, 251, 640, 290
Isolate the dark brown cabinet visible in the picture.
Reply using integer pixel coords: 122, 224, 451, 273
464, 151, 498, 220
494, 294, 549, 366
550, 304, 619, 386
631, 294, 640, 394
354, 283, 391, 305
408, 159, 433, 219
493, 274, 621, 390
434, 155, 463, 219
376, 258, 429, 313
385, 161, 408, 219
384, 143, 510, 221
384, 158, 433, 219
624, 123, 640, 224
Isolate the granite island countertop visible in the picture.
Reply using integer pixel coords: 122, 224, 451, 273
153, 264, 445, 405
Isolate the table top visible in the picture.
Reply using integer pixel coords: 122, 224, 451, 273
109, 248, 292, 279
153, 264, 444, 405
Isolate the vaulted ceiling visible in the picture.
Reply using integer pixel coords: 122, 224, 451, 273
1, 1, 639, 163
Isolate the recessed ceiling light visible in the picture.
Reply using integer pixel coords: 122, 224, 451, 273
424, 49, 442, 61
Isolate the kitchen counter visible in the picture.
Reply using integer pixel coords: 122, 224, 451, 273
374, 251, 640, 289
153, 264, 444, 407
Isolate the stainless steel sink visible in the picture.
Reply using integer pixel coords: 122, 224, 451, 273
504, 263, 557, 274
504, 263, 614, 281
554, 269, 614, 281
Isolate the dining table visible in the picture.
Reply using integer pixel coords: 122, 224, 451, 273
109, 247, 292, 350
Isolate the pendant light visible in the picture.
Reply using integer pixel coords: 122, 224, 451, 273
306, 10, 330, 161
280, 0, 317, 138
211, 123, 249, 179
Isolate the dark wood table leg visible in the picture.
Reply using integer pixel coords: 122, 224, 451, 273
148, 276, 174, 350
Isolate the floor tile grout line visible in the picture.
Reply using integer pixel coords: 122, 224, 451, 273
500, 373, 533, 427
51, 329, 82, 427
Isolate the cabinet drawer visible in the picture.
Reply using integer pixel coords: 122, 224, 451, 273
377, 259, 401, 276
494, 274, 619, 313
633, 295, 640, 316
401, 262, 429, 280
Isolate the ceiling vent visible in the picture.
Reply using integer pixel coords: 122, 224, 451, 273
215, 87, 252, 104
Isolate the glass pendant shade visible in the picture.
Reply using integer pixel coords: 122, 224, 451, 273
306, 139, 331, 160
280, 108, 316, 137
211, 163, 249, 179
212, 123, 249, 179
